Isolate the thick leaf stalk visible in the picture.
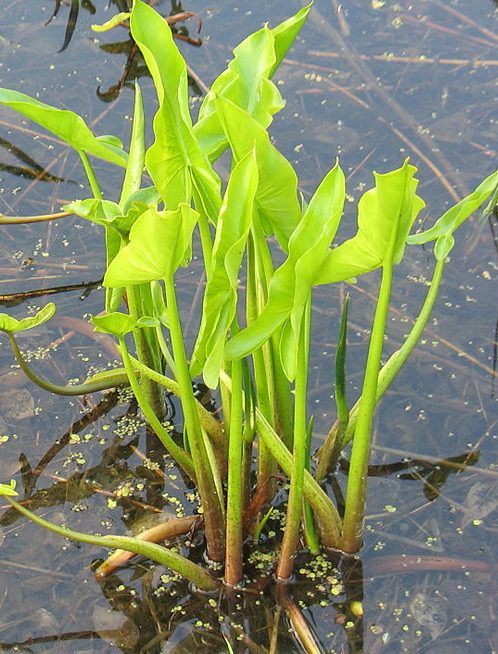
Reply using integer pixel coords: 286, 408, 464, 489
341, 252, 395, 552
316, 258, 446, 480
117, 335, 196, 479
277, 301, 311, 580
164, 277, 226, 562
224, 347, 244, 586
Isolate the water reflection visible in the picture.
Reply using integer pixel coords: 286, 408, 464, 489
0, 135, 64, 183
0, 380, 490, 653
45, 0, 203, 100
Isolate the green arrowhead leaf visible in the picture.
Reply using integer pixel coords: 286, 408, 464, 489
270, 4, 312, 75
407, 169, 498, 260
0, 88, 127, 167
0, 303, 56, 334
216, 97, 301, 251
130, 0, 220, 221
122, 187, 160, 215
103, 204, 199, 287
315, 159, 425, 284
225, 161, 346, 376
195, 4, 312, 161
195, 26, 284, 161
91, 312, 138, 338
191, 150, 259, 387
64, 199, 122, 228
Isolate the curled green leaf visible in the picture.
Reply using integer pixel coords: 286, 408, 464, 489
216, 97, 301, 251
315, 159, 425, 284
91, 12, 130, 32
103, 204, 199, 287
195, 26, 284, 161
0, 480, 18, 497
91, 312, 138, 338
130, 0, 220, 220
120, 81, 146, 208
226, 161, 346, 375
0, 303, 56, 335
195, 4, 312, 161
407, 169, 498, 260
191, 150, 259, 387
64, 198, 122, 228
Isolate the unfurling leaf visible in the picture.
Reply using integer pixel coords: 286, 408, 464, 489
130, 0, 220, 221
0, 480, 18, 497
315, 159, 425, 284
103, 204, 199, 286
216, 97, 301, 251
407, 169, 498, 260
191, 150, 259, 387
195, 4, 312, 161
91, 12, 130, 32
91, 313, 138, 338
0, 303, 56, 335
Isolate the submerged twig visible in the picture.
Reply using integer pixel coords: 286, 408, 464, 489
309, 50, 498, 68
0, 210, 70, 224
0, 279, 101, 307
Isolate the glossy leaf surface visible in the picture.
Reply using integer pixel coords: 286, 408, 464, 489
0, 303, 56, 334
103, 205, 199, 287
191, 151, 259, 387
195, 4, 311, 161
315, 160, 425, 284
65, 199, 122, 229
270, 4, 312, 75
130, 0, 220, 220
92, 313, 159, 338
216, 97, 301, 251
92, 312, 138, 338
0, 89, 127, 167
226, 162, 346, 375
195, 27, 283, 160
407, 169, 498, 260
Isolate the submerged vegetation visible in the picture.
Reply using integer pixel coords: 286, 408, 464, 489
0, 0, 497, 643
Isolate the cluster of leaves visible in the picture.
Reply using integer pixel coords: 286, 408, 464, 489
0, 0, 497, 591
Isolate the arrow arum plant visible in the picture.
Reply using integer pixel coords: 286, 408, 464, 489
1, 0, 497, 592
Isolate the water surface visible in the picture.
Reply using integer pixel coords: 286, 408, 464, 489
0, 1, 497, 652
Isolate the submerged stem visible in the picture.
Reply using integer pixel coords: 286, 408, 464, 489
217, 365, 343, 547
255, 407, 342, 548
8, 333, 123, 396
5, 497, 218, 592
128, 356, 226, 457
